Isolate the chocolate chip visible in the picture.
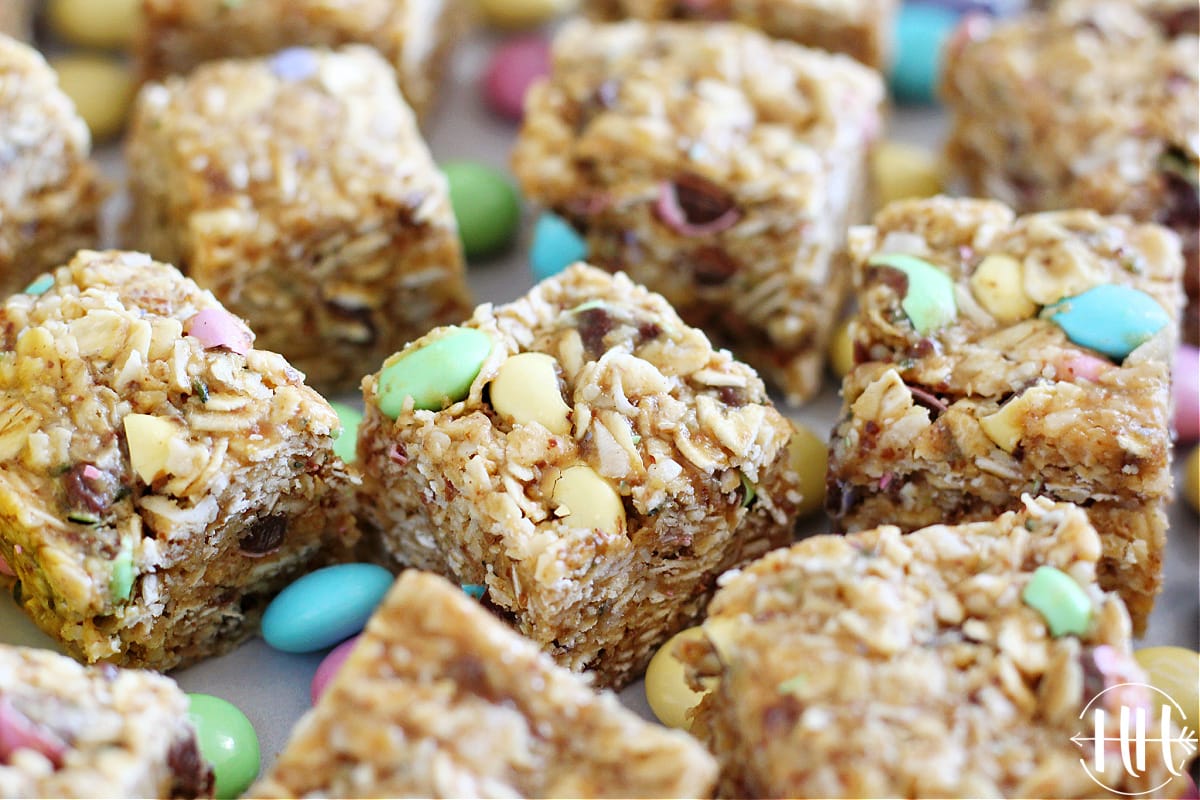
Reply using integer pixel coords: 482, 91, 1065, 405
1160, 169, 1199, 234
762, 695, 801, 734
239, 514, 287, 557
825, 478, 859, 523
323, 300, 377, 345
636, 320, 662, 344
167, 734, 215, 799
661, 173, 739, 230
690, 246, 740, 286
672, 0, 731, 20
872, 266, 910, 297
1154, 5, 1199, 37
576, 306, 614, 358
63, 463, 118, 515
717, 385, 746, 407
907, 384, 949, 418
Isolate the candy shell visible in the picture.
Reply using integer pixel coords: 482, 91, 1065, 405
890, 3, 959, 105
871, 141, 944, 208
530, 212, 588, 282
442, 161, 521, 259
310, 636, 360, 705
51, 54, 134, 143
827, 317, 855, 379
1174, 344, 1199, 443
47, 0, 139, 49
23, 275, 54, 296
185, 309, 252, 355
261, 563, 394, 653
187, 693, 260, 800
867, 252, 957, 334
1134, 646, 1200, 738
1021, 565, 1091, 637
376, 327, 493, 418
329, 402, 363, 464
1184, 447, 1199, 514
788, 422, 828, 518
1046, 285, 1170, 362
482, 36, 550, 122
461, 583, 486, 599
644, 626, 711, 729
268, 48, 319, 82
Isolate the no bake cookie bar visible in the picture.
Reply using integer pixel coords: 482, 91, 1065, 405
0, 250, 356, 670
679, 497, 1193, 797
125, 46, 471, 395
0, 35, 106, 299
0, 644, 213, 798
253, 571, 718, 798
942, 0, 1200, 342
586, 0, 898, 69
357, 264, 802, 688
826, 197, 1182, 631
135, 0, 465, 121
512, 21, 884, 405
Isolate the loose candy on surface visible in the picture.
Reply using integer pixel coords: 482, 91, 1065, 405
1174, 344, 1199, 442
827, 317, 855, 379
442, 161, 521, 259
1021, 565, 1091, 637
1184, 447, 1199, 514
376, 327, 493, 418
1134, 646, 1200, 736
310, 635, 360, 705
867, 252, 958, 334
530, 212, 588, 282
187, 693, 261, 800
489, 352, 572, 434
51, 55, 134, 143
788, 422, 828, 518
261, 563, 394, 653
482, 36, 551, 122
889, 3, 959, 104
47, 0, 139, 49
329, 402, 363, 464
184, 309, 253, 355
476, 0, 577, 30
23, 275, 54, 296
644, 626, 711, 730
871, 141, 944, 208
1046, 285, 1171, 362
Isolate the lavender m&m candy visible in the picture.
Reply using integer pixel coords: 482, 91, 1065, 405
269, 47, 318, 81
482, 36, 550, 122
311, 635, 360, 704
1174, 344, 1199, 443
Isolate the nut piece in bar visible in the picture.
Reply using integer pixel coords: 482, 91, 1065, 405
252, 570, 718, 799
942, 0, 1199, 342
356, 264, 802, 688
513, 21, 884, 405
586, 0, 898, 69
124, 45, 471, 396
0, 35, 106, 299
0, 643, 214, 798
680, 498, 1193, 798
0, 250, 357, 671
827, 197, 1182, 632
135, 0, 466, 121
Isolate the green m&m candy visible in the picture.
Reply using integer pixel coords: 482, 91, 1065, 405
187, 693, 261, 800
868, 252, 958, 335
442, 161, 521, 260
375, 327, 493, 419
1021, 565, 1092, 638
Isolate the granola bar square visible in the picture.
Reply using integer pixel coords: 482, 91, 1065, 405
0, 35, 106, 299
252, 571, 718, 798
124, 45, 471, 396
825, 197, 1183, 631
0, 250, 356, 670
356, 264, 802, 688
512, 21, 884, 405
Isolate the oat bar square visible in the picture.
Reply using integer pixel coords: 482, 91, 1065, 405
124, 45, 471, 395
356, 264, 802, 688
825, 197, 1183, 631
512, 21, 884, 405
0, 250, 356, 670
252, 571, 718, 798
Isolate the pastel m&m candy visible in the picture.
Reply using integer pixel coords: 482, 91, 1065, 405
482, 36, 551, 122
186, 693, 260, 800
261, 563, 393, 653
530, 212, 588, 282
442, 161, 521, 259
890, 3, 959, 105
311, 635, 360, 704
1174, 344, 1198, 442
375, 327, 493, 418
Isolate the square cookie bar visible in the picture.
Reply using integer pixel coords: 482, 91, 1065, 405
0, 250, 356, 670
0, 36, 106, 299
125, 46, 471, 396
135, 0, 465, 121
679, 498, 1192, 798
0, 2, 32, 40
357, 264, 802, 688
826, 197, 1182, 631
0, 644, 213, 798
585, 0, 898, 69
512, 21, 884, 405
253, 571, 718, 798
942, 0, 1200, 342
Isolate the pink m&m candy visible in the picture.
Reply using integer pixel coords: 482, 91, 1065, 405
0, 553, 12, 577
184, 308, 253, 356
310, 635, 360, 704
1174, 344, 1199, 443
482, 36, 550, 122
